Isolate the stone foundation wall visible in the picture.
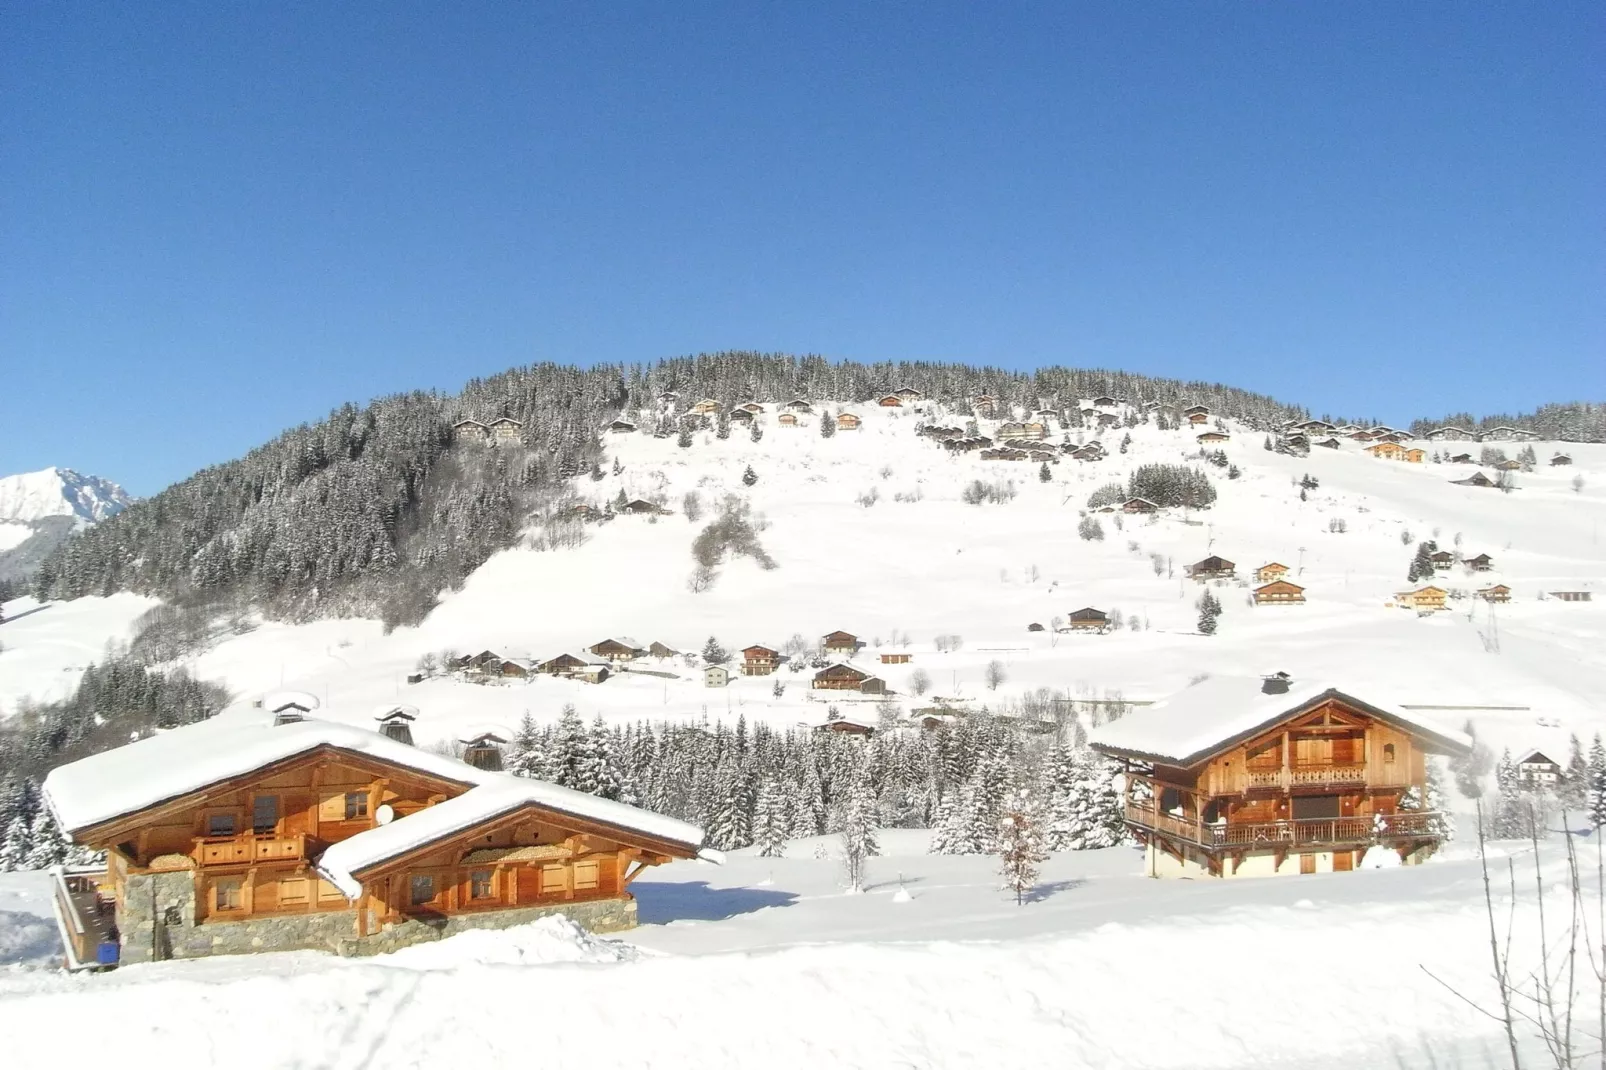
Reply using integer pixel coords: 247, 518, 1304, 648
339, 896, 638, 957
116, 870, 636, 963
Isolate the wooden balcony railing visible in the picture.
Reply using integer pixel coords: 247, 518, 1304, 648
1244, 765, 1381, 791
193, 833, 307, 866
1124, 804, 1447, 849
51, 868, 118, 970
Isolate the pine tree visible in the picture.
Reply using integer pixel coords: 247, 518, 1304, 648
742, 465, 758, 486
1488, 748, 1531, 839
1562, 734, 1589, 812
0, 816, 29, 872
582, 716, 623, 799
820, 410, 836, 439
1197, 589, 1222, 635
996, 788, 1047, 904
837, 758, 879, 892
1038, 462, 1051, 483
754, 781, 790, 858
716, 411, 731, 440
506, 712, 550, 780
1040, 745, 1080, 851
749, 421, 763, 443
702, 636, 730, 665
551, 704, 588, 790
1588, 734, 1606, 829
677, 424, 694, 448
23, 809, 67, 870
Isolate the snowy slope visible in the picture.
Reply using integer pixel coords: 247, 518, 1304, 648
7, 403, 1606, 772
0, 467, 131, 525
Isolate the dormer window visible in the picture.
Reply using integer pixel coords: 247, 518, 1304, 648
344, 792, 368, 820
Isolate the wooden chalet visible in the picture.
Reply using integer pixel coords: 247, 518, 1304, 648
1182, 405, 1209, 419
1253, 580, 1306, 605
860, 676, 888, 696
1448, 453, 1475, 464
877, 394, 904, 407
1090, 677, 1469, 879
1292, 420, 1334, 433
777, 412, 799, 427
647, 641, 680, 658
894, 387, 924, 402
813, 663, 870, 690
1122, 497, 1159, 514
822, 630, 859, 657
539, 653, 589, 675
1187, 555, 1236, 580
1452, 471, 1497, 488
1070, 445, 1102, 462
621, 499, 667, 515
1491, 459, 1522, 471
836, 412, 862, 431
741, 645, 780, 676
451, 419, 490, 444
1424, 426, 1473, 441
487, 417, 524, 442
1196, 431, 1230, 444
1365, 441, 1419, 462
690, 398, 721, 415
808, 711, 877, 737
589, 638, 644, 662
1429, 551, 1455, 571
740, 402, 764, 414
1551, 454, 1573, 466
1479, 426, 1535, 442
880, 652, 913, 664
728, 407, 755, 424
1550, 591, 1593, 603
1186, 412, 1210, 426
1255, 563, 1290, 584
40, 711, 710, 966
1315, 437, 1342, 449
608, 419, 637, 433
1465, 553, 1493, 571
1062, 607, 1110, 633
1396, 586, 1448, 611
1477, 584, 1511, 603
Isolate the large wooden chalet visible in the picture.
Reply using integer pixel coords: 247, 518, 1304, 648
1187, 555, 1236, 580
1091, 677, 1469, 878
41, 702, 711, 967
741, 645, 780, 675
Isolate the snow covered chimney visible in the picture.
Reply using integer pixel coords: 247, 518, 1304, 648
375, 705, 418, 746
273, 705, 309, 726
1260, 672, 1292, 695
459, 731, 507, 771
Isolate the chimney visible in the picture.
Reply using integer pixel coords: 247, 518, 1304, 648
1260, 672, 1292, 695
273, 705, 309, 726
460, 732, 506, 771
376, 706, 418, 746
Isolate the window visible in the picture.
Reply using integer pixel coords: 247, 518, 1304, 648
1383, 743, 1396, 763
344, 792, 368, 820
206, 813, 236, 837
469, 870, 493, 900
252, 795, 279, 835
409, 874, 436, 906
214, 878, 244, 912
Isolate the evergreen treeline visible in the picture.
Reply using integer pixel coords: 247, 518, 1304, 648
34, 353, 1306, 628
0, 656, 231, 784
502, 705, 1129, 856
1408, 401, 1606, 443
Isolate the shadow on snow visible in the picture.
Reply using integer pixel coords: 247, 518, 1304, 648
631, 881, 799, 924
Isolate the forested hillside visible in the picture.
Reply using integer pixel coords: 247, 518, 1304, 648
31, 354, 1310, 626
1408, 401, 1606, 442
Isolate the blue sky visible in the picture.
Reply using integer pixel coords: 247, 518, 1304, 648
2, 3, 1601, 495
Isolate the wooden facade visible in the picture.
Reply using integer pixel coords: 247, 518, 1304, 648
1188, 556, 1236, 580
1253, 580, 1306, 605
1396, 586, 1448, 611
741, 645, 780, 675
1255, 563, 1290, 584
822, 630, 859, 656
836, 412, 862, 430
1063, 607, 1109, 632
813, 664, 869, 690
1098, 693, 1462, 879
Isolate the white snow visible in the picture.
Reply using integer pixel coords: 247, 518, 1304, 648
0, 593, 160, 717
1089, 677, 1471, 764
0, 831, 1598, 1068
0, 467, 131, 525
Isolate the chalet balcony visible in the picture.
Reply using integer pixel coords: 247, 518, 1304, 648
1124, 804, 1447, 850
1244, 765, 1371, 792
51, 868, 119, 970
193, 833, 307, 866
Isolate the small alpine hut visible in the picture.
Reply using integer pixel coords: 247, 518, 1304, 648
1090, 676, 1469, 879
1255, 563, 1290, 584
836, 412, 862, 431
1121, 497, 1159, 514
39, 709, 715, 967
488, 417, 524, 442
1063, 607, 1110, 633
589, 638, 644, 662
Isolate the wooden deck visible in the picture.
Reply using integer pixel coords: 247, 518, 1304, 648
51, 868, 119, 970
1124, 804, 1446, 850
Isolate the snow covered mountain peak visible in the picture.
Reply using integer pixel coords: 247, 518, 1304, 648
0, 466, 132, 525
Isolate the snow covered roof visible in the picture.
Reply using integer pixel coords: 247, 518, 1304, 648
42, 711, 487, 836
316, 774, 709, 899
1088, 677, 1472, 767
